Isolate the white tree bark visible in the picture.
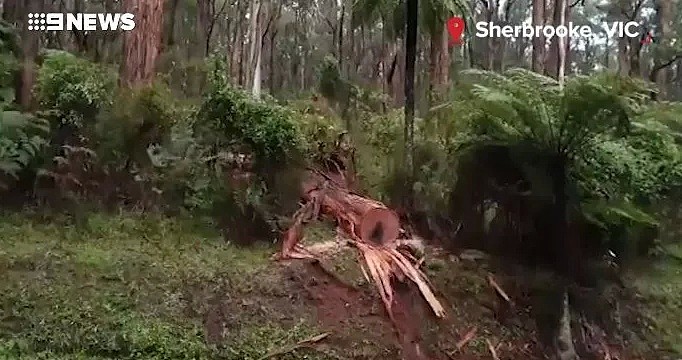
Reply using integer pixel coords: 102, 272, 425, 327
252, 40, 262, 98
557, 0, 566, 89
247, 0, 261, 89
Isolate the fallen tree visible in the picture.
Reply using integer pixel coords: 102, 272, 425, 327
276, 168, 446, 320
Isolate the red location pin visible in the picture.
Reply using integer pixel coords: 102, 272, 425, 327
447, 16, 465, 46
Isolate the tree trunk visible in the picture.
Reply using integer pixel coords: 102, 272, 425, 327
268, 6, 280, 94
604, 37, 610, 68
347, 9, 354, 78
251, 2, 268, 98
120, 0, 164, 88
196, 0, 210, 56
231, 0, 244, 84
246, 0, 261, 89
429, 29, 440, 103
404, 0, 418, 178
439, 25, 449, 93
252, 43, 262, 98
485, 6, 495, 70
556, 0, 566, 87
338, 5, 345, 72
617, 37, 630, 76
651, 0, 676, 99
281, 171, 401, 257
11, 0, 43, 110
628, 36, 642, 78
165, 0, 180, 46
550, 156, 578, 360
428, 24, 450, 102
547, 0, 566, 78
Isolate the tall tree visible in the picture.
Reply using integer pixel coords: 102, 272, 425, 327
405, 0, 418, 176
649, 0, 680, 100
546, 0, 569, 78
2, 0, 42, 109
531, 0, 545, 73
120, 0, 164, 87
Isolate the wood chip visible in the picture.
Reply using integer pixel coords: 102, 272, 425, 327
487, 274, 511, 303
486, 339, 501, 360
257, 332, 330, 360
456, 327, 478, 350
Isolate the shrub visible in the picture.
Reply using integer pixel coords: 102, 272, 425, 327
197, 63, 301, 167
35, 50, 116, 128
0, 111, 49, 190
96, 83, 178, 166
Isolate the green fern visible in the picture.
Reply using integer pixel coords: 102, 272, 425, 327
452, 68, 679, 236
458, 68, 651, 158
582, 199, 659, 229
0, 111, 49, 189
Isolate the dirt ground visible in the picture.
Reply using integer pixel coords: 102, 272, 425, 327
202, 239, 663, 360
199, 239, 553, 360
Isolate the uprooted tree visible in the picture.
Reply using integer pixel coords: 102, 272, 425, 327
276, 150, 446, 324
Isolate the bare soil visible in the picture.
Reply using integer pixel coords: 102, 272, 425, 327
199, 241, 659, 360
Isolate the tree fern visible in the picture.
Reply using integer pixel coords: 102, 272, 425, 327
453, 68, 679, 248
459, 68, 650, 159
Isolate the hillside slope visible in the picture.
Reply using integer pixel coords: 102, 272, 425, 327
0, 213, 678, 359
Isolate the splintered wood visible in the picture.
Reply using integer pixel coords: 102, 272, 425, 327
277, 169, 446, 319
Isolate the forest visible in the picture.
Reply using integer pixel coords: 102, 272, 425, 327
0, 0, 681, 359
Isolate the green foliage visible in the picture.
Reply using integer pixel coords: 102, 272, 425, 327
35, 50, 116, 127
576, 132, 682, 202
0, 21, 48, 190
96, 83, 178, 165
458, 68, 650, 157
318, 56, 346, 103
146, 118, 213, 210
294, 107, 345, 157
198, 63, 301, 165
0, 111, 49, 189
0, 213, 326, 359
444, 68, 682, 259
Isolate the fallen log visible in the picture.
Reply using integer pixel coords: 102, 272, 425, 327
278, 169, 446, 321
312, 192, 398, 245
299, 169, 400, 245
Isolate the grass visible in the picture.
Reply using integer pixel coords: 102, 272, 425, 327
630, 243, 682, 355
0, 212, 329, 360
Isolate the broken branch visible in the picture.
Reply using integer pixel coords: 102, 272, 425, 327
256, 332, 330, 360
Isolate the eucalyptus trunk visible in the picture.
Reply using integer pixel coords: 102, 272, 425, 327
531, 0, 545, 73
404, 0, 418, 178
120, 0, 164, 87
650, 0, 676, 99
429, 23, 450, 103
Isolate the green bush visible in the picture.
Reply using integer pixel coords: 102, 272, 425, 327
96, 83, 178, 166
35, 50, 116, 127
197, 63, 301, 166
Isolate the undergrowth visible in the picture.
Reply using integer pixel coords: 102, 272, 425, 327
631, 243, 682, 355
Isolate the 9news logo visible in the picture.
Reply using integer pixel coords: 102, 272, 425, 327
27, 12, 135, 31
